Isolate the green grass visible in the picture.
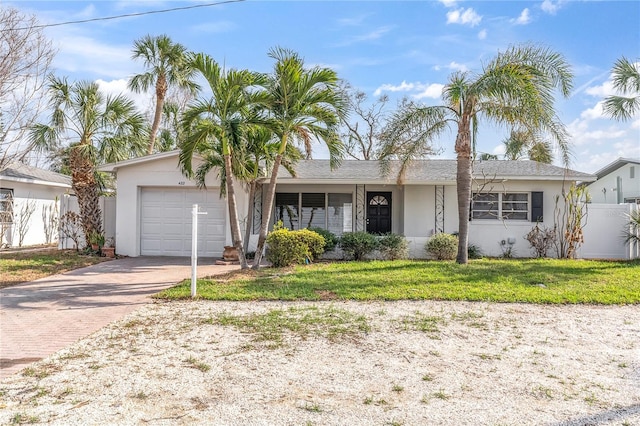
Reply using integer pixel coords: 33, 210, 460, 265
207, 306, 370, 346
155, 259, 640, 304
0, 249, 108, 288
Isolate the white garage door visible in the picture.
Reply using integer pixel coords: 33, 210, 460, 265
140, 188, 226, 257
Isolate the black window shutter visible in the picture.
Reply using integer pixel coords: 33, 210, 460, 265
531, 192, 543, 222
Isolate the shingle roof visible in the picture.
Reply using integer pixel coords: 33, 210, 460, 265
274, 159, 595, 183
0, 163, 72, 187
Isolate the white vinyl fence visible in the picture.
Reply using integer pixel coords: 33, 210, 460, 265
58, 195, 116, 250
579, 203, 639, 260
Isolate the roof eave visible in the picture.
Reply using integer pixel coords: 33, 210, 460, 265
1, 175, 72, 188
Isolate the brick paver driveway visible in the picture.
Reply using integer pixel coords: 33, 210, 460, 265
0, 257, 238, 379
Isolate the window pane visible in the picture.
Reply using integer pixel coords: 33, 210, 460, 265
472, 193, 499, 220
301, 193, 325, 229
328, 193, 353, 235
502, 193, 528, 221
275, 193, 299, 229
502, 193, 528, 202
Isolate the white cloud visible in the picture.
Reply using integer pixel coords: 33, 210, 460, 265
513, 8, 531, 25
448, 61, 468, 72
96, 79, 152, 114
52, 36, 132, 80
439, 0, 457, 7
374, 81, 416, 96
478, 29, 487, 40
335, 26, 393, 47
446, 8, 482, 27
374, 81, 444, 99
580, 102, 604, 120
414, 84, 445, 99
541, 0, 566, 15
337, 14, 369, 26
585, 81, 615, 97
492, 143, 506, 156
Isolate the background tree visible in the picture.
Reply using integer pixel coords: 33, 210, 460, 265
603, 57, 640, 121
129, 34, 199, 155
502, 129, 553, 163
381, 44, 573, 263
179, 54, 263, 269
251, 47, 347, 268
340, 83, 389, 160
30, 76, 146, 244
0, 6, 56, 169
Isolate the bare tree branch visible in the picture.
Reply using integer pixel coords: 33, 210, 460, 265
0, 6, 56, 169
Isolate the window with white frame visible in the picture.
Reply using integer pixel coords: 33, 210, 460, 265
275, 192, 353, 234
472, 192, 530, 221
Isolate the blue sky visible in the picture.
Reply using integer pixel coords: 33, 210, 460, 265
10, 0, 640, 173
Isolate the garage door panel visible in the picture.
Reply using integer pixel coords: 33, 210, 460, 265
141, 188, 226, 257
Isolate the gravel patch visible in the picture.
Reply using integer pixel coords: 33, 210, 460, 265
1, 300, 638, 425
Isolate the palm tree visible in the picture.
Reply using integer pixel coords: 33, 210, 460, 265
502, 129, 553, 163
603, 57, 640, 121
380, 44, 573, 263
251, 47, 347, 269
129, 34, 199, 154
179, 53, 264, 269
30, 76, 145, 244
192, 126, 301, 254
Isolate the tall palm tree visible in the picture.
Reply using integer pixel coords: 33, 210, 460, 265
179, 53, 263, 269
30, 76, 146, 244
381, 44, 573, 263
251, 47, 347, 269
502, 129, 553, 163
603, 57, 640, 121
129, 34, 199, 154
192, 126, 301, 253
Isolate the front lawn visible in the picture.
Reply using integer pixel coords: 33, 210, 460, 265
0, 249, 109, 289
156, 258, 640, 304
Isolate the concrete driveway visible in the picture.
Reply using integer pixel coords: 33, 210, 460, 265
0, 256, 239, 379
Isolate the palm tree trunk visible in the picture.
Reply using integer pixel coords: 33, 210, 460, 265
455, 115, 472, 264
252, 153, 283, 269
70, 147, 102, 247
148, 76, 167, 155
224, 153, 248, 269
244, 180, 256, 254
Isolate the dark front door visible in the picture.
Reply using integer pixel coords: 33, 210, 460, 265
366, 192, 391, 234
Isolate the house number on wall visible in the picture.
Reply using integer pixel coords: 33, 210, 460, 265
178, 181, 185, 186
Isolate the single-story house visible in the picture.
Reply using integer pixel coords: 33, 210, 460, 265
101, 151, 596, 258
0, 163, 71, 248
587, 157, 640, 204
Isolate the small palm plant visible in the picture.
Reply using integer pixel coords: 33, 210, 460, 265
624, 209, 640, 245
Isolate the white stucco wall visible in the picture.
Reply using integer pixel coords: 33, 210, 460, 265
112, 155, 248, 257
1, 180, 67, 247
588, 163, 640, 204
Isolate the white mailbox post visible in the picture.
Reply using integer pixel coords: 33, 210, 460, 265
191, 204, 208, 298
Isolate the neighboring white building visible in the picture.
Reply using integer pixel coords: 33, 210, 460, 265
587, 158, 640, 204
0, 163, 71, 248
101, 151, 597, 259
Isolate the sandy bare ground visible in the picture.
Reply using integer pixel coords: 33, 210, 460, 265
0, 300, 638, 426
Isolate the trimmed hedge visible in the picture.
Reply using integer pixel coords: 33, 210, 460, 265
266, 228, 325, 267
425, 233, 458, 260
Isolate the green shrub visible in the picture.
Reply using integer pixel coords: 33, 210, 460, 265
339, 232, 379, 261
266, 228, 326, 267
309, 227, 338, 252
295, 229, 326, 260
425, 233, 458, 260
378, 233, 409, 260
468, 243, 483, 259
